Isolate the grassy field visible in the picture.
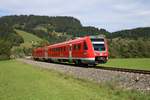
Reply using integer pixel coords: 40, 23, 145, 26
0, 60, 150, 100
100, 58, 150, 71
15, 29, 43, 47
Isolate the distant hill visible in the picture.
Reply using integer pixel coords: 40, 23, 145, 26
0, 15, 109, 43
1, 15, 150, 42
106, 27, 150, 58
108, 27, 150, 39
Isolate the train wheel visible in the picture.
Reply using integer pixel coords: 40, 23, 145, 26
77, 60, 84, 66
93, 64, 97, 67
33, 58, 37, 60
78, 60, 88, 67
74, 60, 79, 66
48, 59, 53, 63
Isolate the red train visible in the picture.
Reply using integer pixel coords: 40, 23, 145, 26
32, 36, 108, 66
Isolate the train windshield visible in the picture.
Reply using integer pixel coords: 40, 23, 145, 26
93, 44, 105, 51
91, 38, 105, 51
90, 38, 104, 41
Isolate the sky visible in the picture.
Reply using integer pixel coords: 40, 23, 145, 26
0, 0, 150, 32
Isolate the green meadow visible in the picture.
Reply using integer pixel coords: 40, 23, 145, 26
0, 60, 150, 100
100, 58, 150, 71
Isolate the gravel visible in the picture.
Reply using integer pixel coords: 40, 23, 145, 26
18, 59, 150, 92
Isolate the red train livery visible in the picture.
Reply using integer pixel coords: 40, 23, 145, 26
32, 36, 109, 66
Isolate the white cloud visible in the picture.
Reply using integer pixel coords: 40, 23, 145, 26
0, 0, 150, 32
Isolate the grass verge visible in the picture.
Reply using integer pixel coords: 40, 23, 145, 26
0, 60, 150, 100
100, 58, 150, 71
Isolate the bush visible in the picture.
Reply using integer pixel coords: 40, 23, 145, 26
0, 39, 12, 60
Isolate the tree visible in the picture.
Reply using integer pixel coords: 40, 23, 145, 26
0, 39, 12, 60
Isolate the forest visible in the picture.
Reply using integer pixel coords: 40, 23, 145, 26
0, 15, 150, 59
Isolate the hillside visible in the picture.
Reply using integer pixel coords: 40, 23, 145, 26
15, 29, 44, 47
15, 29, 43, 43
107, 27, 150, 58
10, 29, 49, 57
0, 15, 109, 43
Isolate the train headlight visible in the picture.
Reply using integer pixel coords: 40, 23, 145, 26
100, 53, 102, 56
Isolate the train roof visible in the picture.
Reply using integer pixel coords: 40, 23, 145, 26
48, 36, 90, 48
47, 36, 106, 48
33, 36, 106, 50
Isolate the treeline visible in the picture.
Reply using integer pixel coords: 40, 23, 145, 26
108, 27, 150, 58
108, 27, 150, 39
0, 15, 107, 41
108, 38, 150, 58
0, 24, 24, 59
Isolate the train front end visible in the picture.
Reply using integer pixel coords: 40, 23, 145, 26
90, 36, 108, 64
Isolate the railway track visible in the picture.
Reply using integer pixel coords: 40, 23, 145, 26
41, 60, 150, 75
95, 66, 150, 75
25, 58, 150, 75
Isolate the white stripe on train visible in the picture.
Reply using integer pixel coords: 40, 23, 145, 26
92, 42, 104, 44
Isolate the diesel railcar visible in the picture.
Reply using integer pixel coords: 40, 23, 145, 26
32, 36, 108, 66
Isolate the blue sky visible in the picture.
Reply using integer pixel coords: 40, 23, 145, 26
0, 0, 150, 32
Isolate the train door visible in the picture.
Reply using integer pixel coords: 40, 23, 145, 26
69, 44, 72, 62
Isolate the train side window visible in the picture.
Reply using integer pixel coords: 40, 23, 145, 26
83, 41, 88, 50
78, 44, 81, 50
76, 44, 78, 50
73, 44, 76, 50
64, 47, 65, 51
